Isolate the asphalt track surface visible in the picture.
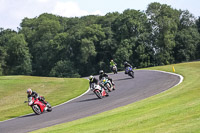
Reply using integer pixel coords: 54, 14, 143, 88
0, 70, 182, 133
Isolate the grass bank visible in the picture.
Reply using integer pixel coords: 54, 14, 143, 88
31, 61, 200, 133
0, 76, 89, 121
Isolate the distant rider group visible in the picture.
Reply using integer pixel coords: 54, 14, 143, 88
89, 60, 135, 99
25, 60, 135, 111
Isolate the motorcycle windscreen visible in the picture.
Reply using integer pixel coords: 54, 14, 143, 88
28, 97, 33, 105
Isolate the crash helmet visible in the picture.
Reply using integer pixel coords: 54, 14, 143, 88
99, 70, 104, 75
124, 61, 128, 65
89, 75, 94, 82
27, 88, 32, 95
111, 59, 113, 62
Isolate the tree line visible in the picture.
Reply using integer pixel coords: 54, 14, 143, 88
0, 2, 200, 77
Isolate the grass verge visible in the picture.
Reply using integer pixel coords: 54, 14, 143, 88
31, 61, 200, 133
0, 76, 89, 121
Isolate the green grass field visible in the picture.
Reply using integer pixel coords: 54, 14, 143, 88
0, 76, 89, 121
31, 61, 200, 133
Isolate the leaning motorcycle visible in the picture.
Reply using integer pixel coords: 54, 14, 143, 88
25, 97, 52, 115
90, 83, 109, 99
101, 77, 115, 92
125, 67, 134, 78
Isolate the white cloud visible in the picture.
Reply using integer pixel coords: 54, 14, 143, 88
0, 0, 54, 30
52, 1, 103, 17
36, 0, 50, 3
0, 0, 103, 30
52, 1, 88, 17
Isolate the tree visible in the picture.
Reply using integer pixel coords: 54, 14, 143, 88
112, 9, 149, 41
49, 60, 80, 78
196, 17, 200, 34
20, 13, 62, 76
146, 2, 180, 65
0, 46, 6, 75
112, 9, 152, 68
133, 32, 154, 67
196, 17, 200, 58
114, 38, 135, 68
5, 33, 32, 75
174, 28, 200, 61
174, 10, 200, 62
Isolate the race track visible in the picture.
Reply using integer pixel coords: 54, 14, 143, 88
0, 70, 182, 133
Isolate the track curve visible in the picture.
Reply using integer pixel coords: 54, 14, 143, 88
0, 70, 182, 133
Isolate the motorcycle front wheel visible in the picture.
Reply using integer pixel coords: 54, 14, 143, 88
129, 71, 134, 78
32, 105, 42, 115
106, 83, 112, 92
94, 90, 102, 99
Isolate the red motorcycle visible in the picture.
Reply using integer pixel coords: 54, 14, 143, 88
90, 83, 109, 99
25, 97, 52, 115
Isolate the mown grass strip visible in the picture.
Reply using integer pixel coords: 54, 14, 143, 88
31, 61, 200, 133
0, 76, 89, 121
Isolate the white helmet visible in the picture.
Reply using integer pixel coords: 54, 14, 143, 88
27, 88, 32, 94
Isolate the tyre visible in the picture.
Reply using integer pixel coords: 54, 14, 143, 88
47, 107, 52, 112
114, 70, 117, 74
131, 71, 134, 78
129, 71, 134, 78
47, 103, 52, 112
94, 90, 102, 99
106, 83, 112, 92
32, 105, 41, 115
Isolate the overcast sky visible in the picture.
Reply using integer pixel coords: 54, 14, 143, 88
0, 0, 200, 31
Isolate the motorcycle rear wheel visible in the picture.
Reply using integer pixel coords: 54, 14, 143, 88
47, 103, 52, 112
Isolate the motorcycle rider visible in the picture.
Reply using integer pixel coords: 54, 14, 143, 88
89, 75, 99, 89
27, 88, 47, 105
124, 61, 133, 74
110, 59, 117, 71
99, 70, 115, 89
89, 75, 105, 92
124, 61, 132, 68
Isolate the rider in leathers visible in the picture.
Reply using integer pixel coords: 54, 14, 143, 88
124, 61, 132, 68
124, 61, 133, 74
89, 76, 99, 88
27, 88, 47, 105
99, 70, 115, 88
89, 75, 106, 92
110, 59, 117, 72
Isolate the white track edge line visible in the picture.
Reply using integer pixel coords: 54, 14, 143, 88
141, 69, 184, 87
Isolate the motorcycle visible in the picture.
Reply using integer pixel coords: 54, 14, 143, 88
25, 96, 52, 115
112, 65, 118, 74
90, 83, 109, 99
101, 77, 115, 92
125, 67, 134, 78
